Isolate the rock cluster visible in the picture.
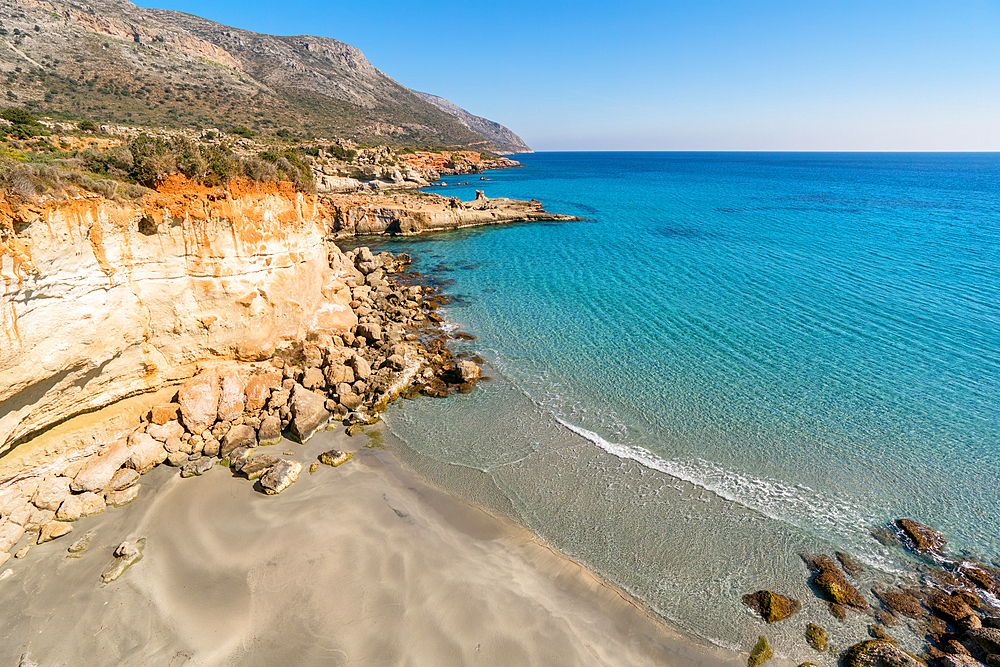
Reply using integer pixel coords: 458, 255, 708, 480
0, 244, 484, 571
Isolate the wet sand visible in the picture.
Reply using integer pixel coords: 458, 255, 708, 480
0, 426, 765, 667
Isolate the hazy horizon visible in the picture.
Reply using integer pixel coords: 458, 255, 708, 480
144, 0, 1000, 152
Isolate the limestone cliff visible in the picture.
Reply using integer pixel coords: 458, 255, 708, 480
0, 179, 356, 454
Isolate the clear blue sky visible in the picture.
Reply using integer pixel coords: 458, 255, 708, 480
143, 1, 1000, 151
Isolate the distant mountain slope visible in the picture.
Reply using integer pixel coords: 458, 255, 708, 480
0, 0, 520, 150
412, 91, 531, 155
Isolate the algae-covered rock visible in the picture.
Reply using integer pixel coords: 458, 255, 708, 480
872, 585, 924, 619
748, 636, 772, 667
101, 538, 145, 583
743, 590, 801, 623
842, 640, 926, 667
869, 624, 894, 641
927, 591, 976, 622
319, 450, 354, 467
802, 553, 868, 610
806, 623, 828, 651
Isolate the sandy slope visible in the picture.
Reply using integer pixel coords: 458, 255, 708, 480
0, 427, 751, 667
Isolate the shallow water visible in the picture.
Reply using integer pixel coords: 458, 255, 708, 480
348, 152, 1000, 657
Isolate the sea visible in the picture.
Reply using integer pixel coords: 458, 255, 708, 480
344, 152, 1000, 660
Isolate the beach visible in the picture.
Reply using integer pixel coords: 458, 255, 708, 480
0, 424, 757, 667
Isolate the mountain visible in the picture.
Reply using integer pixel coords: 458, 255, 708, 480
412, 91, 531, 155
0, 0, 528, 151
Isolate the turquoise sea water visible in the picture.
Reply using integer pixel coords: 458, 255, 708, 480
350, 153, 1000, 657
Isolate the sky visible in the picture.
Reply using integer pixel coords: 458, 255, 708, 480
142, 0, 1000, 151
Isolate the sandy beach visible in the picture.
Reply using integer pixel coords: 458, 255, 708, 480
0, 425, 761, 667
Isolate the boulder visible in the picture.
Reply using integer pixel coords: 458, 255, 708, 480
257, 416, 282, 446
245, 372, 282, 411
290, 385, 330, 443
37, 520, 73, 544
355, 247, 379, 275
842, 641, 926, 667
220, 425, 257, 457
56, 492, 106, 521
0, 522, 24, 552
319, 450, 353, 467
72, 439, 132, 492
32, 477, 72, 512
928, 591, 977, 623
806, 623, 827, 652
228, 446, 254, 472
896, 518, 946, 554
873, 585, 924, 619
105, 484, 140, 508
6, 502, 30, 527
301, 367, 325, 390
355, 323, 382, 344
23, 507, 54, 532
260, 460, 301, 495
178, 371, 220, 434
180, 457, 214, 478
325, 364, 355, 386
101, 538, 145, 583
387, 354, 405, 371
150, 403, 180, 425
748, 636, 772, 667
128, 432, 168, 473
167, 451, 189, 467
146, 420, 185, 443
217, 369, 246, 422
802, 554, 868, 610
456, 360, 481, 383
967, 629, 1000, 655
242, 454, 280, 481
742, 590, 801, 623
338, 392, 364, 411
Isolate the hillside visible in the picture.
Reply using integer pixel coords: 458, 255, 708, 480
0, 0, 529, 150
412, 91, 531, 155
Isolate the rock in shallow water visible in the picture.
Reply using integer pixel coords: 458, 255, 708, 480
742, 590, 800, 623
896, 518, 946, 555
260, 460, 301, 495
802, 553, 868, 611
748, 636, 772, 667
842, 640, 926, 667
806, 623, 828, 652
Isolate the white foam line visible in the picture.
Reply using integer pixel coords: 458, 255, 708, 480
554, 416, 902, 569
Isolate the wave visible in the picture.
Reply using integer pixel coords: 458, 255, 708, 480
553, 416, 902, 570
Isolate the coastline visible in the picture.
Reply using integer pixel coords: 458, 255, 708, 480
0, 423, 761, 667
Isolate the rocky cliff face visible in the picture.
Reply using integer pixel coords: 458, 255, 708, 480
0, 179, 356, 454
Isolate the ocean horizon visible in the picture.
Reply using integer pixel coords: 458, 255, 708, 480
345, 151, 1000, 657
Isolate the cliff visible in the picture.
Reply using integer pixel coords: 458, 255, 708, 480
0, 178, 356, 454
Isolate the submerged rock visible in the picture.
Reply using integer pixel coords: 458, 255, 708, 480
101, 538, 145, 583
806, 623, 828, 652
319, 450, 353, 467
837, 551, 864, 577
748, 636, 773, 667
742, 590, 801, 623
872, 585, 924, 619
802, 553, 869, 611
260, 460, 301, 495
896, 518, 946, 555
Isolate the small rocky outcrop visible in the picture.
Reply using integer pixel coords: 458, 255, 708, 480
260, 460, 301, 495
289, 385, 330, 443
742, 590, 801, 623
319, 450, 353, 467
101, 539, 145, 583
748, 636, 773, 667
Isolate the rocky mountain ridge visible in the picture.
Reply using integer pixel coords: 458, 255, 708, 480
0, 0, 530, 150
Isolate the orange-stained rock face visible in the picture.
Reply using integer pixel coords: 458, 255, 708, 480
0, 179, 356, 453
